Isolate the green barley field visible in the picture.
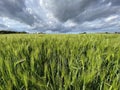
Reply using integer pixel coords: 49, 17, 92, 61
0, 34, 120, 90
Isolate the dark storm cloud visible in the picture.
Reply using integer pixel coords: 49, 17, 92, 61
43, 0, 99, 22
74, 5, 120, 23
44, 0, 120, 22
0, 0, 35, 25
104, 0, 120, 6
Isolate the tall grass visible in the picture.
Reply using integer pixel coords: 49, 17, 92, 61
0, 34, 120, 90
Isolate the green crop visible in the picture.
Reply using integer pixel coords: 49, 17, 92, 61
0, 34, 120, 90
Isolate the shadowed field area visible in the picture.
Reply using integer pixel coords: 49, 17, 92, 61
0, 34, 120, 90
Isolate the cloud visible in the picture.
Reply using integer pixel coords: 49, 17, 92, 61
0, 24, 8, 28
0, 0, 36, 25
42, 0, 98, 22
74, 5, 120, 23
0, 0, 120, 33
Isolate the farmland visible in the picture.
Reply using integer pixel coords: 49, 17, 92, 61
0, 34, 120, 90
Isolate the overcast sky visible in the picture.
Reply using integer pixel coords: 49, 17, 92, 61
0, 0, 120, 33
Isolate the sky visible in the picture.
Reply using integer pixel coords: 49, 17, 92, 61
0, 0, 120, 33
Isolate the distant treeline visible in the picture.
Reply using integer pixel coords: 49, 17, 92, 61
1, 30, 120, 34
114, 32, 120, 34
0, 30, 27, 34
80, 32, 120, 34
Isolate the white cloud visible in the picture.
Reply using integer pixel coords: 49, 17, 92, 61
105, 15, 119, 22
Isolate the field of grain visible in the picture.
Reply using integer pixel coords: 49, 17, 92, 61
0, 34, 120, 90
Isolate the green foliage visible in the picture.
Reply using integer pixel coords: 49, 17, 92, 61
0, 34, 120, 90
